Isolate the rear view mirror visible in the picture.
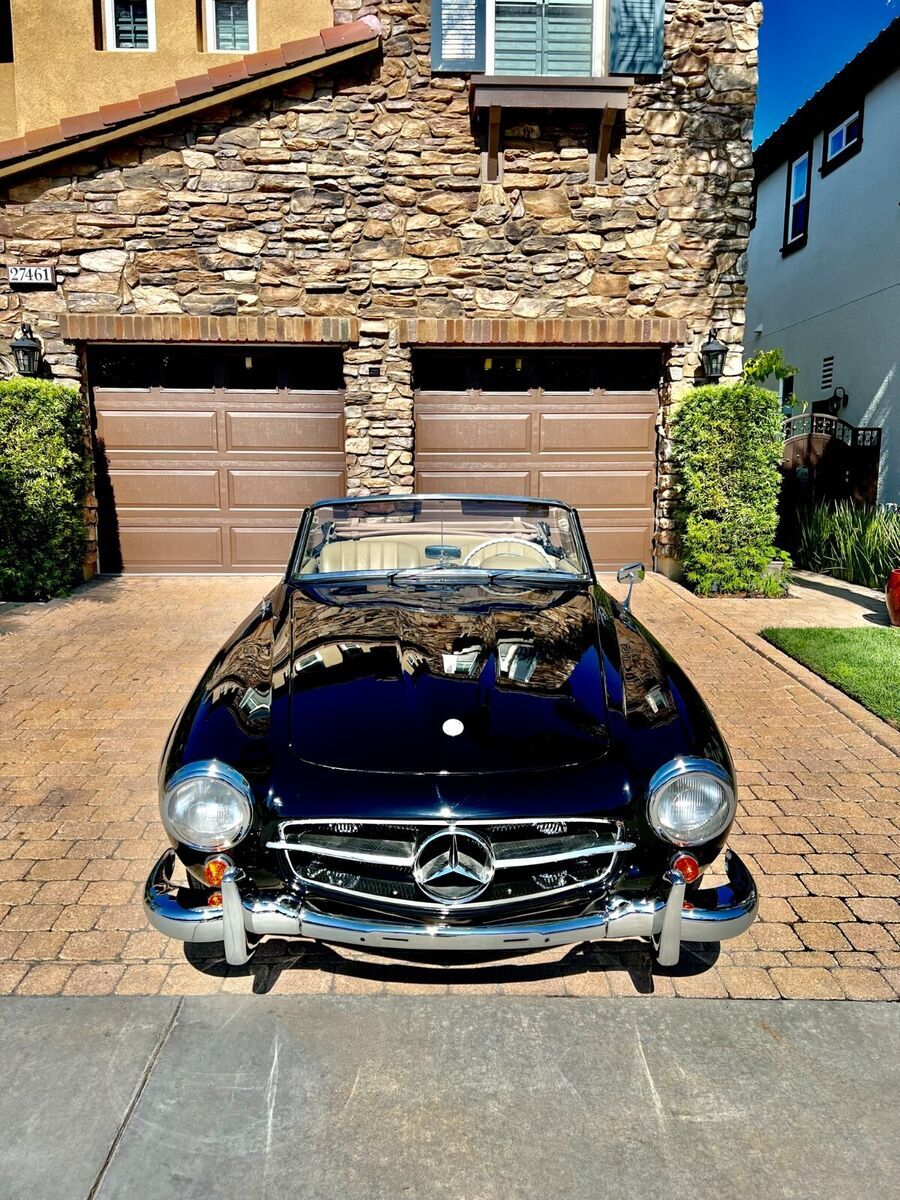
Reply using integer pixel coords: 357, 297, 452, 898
616, 562, 645, 611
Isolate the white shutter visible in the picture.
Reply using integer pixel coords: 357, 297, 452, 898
432, 0, 487, 73
609, 0, 664, 75
495, 0, 593, 77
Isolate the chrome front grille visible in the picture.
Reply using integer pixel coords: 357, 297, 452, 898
267, 818, 634, 913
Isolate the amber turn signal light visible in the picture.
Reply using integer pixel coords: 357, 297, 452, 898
208, 892, 223, 908
204, 856, 232, 887
671, 853, 701, 884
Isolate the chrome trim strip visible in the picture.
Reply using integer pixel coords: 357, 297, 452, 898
310, 492, 579, 512
276, 816, 619, 831
294, 869, 615, 911
267, 840, 415, 867
144, 848, 759, 954
493, 841, 635, 869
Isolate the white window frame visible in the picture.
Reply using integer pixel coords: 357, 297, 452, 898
786, 150, 810, 246
486, 0, 609, 76
825, 111, 860, 163
203, 0, 257, 54
103, 0, 156, 52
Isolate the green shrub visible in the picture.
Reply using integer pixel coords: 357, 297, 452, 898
670, 381, 789, 596
794, 501, 900, 589
0, 378, 92, 601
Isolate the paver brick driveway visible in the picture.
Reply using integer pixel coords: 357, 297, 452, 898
1, 575, 898, 999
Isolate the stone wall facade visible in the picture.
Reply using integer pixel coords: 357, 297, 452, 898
0, 0, 760, 569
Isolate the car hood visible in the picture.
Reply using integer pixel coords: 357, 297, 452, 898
286, 583, 608, 774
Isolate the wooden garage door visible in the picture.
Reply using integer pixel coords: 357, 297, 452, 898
414, 350, 660, 569
90, 345, 345, 573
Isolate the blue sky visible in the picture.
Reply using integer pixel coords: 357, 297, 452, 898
754, 0, 898, 145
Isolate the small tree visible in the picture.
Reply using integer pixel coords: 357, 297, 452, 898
0, 378, 92, 601
741, 347, 797, 386
670, 381, 789, 596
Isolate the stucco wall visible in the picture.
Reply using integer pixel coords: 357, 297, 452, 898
0, 65, 15, 140
5, 0, 333, 136
0, 0, 759, 566
745, 70, 900, 500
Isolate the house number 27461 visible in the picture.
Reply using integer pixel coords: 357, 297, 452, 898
7, 264, 57, 286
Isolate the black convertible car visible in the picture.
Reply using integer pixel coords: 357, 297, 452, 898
145, 494, 757, 968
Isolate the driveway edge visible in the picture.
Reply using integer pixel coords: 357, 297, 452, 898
654, 576, 900, 756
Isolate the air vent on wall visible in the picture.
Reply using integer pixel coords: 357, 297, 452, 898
821, 355, 835, 389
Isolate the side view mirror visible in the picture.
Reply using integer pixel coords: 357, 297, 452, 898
616, 562, 645, 611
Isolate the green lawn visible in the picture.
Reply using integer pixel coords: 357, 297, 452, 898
761, 627, 900, 727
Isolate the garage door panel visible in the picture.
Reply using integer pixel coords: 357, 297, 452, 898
539, 470, 654, 509
418, 413, 531, 454
539, 413, 656, 454
109, 469, 220, 510
96, 410, 218, 452
91, 348, 345, 572
227, 469, 345, 510
230, 527, 298, 568
416, 471, 532, 495
581, 524, 654, 570
225, 411, 343, 453
414, 353, 658, 572
116, 526, 223, 568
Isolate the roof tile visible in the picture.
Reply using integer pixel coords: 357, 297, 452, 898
138, 86, 181, 114
319, 20, 379, 50
0, 136, 28, 163
59, 111, 107, 139
281, 34, 327, 65
99, 99, 145, 126
242, 48, 288, 76
23, 125, 65, 152
207, 60, 250, 87
175, 73, 215, 101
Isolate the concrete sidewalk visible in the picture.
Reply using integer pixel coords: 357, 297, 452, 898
1, 997, 897, 1200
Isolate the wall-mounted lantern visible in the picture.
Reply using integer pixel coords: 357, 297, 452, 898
699, 329, 727, 384
11, 324, 42, 377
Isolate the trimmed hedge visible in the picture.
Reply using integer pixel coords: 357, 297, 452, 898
671, 381, 789, 596
0, 378, 92, 601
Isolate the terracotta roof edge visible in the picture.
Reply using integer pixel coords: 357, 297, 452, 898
0, 21, 382, 169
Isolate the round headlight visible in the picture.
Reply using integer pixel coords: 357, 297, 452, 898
647, 758, 736, 847
161, 762, 253, 852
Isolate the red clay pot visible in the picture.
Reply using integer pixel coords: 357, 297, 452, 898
887, 569, 900, 627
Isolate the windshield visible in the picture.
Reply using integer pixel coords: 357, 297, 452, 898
291, 496, 591, 581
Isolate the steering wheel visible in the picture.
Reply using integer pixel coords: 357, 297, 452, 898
462, 538, 555, 569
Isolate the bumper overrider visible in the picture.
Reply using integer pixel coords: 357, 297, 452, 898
144, 848, 758, 968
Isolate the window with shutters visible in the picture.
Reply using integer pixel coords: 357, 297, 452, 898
103, 0, 155, 50
204, 0, 256, 52
432, 0, 663, 76
493, 0, 598, 77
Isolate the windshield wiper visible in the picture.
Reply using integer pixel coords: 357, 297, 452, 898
387, 567, 583, 590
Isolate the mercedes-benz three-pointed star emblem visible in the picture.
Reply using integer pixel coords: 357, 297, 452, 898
413, 827, 495, 904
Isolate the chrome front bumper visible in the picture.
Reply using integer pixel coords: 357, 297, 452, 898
144, 848, 758, 968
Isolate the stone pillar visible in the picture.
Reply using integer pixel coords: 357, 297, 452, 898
343, 320, 414, 495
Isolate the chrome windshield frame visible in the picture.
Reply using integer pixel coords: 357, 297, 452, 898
285, 494, 596, 585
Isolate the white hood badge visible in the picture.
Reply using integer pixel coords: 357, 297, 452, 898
442, 718, 464, 738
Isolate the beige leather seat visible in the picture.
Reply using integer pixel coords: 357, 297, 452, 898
319, 539, 420, 572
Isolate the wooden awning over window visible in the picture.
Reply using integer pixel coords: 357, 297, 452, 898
469, 75, 632, 182
470, 74, 632, 111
